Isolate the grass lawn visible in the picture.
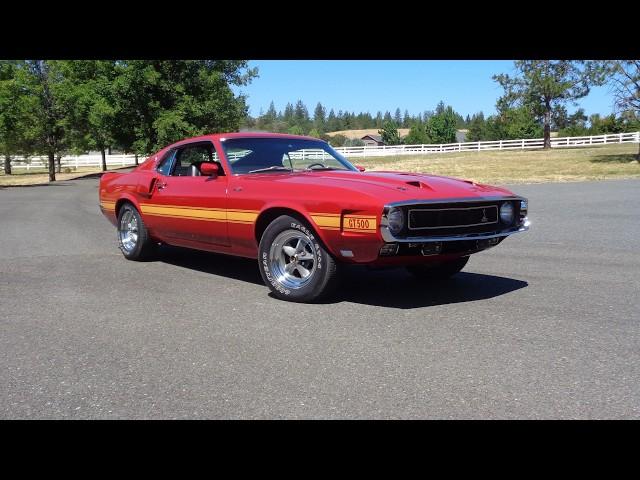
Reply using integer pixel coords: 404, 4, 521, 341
0, 166, 131, 186
353, 143, 640, 185
1, 144, 639, 187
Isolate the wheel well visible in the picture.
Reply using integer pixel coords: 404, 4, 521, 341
254, 207, 308, 243
115, 199, 135, 217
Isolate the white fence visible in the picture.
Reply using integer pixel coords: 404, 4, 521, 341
9, 154, 141, 171
7, 131, 640, 169
334, 131, 640, 158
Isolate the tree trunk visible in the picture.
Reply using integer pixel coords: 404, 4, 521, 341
637, 142, 640, 161
543, 99, 552, 150
48, 152, 56, 182
4, 154, 11, 175
56, 155, 62, 173
135, 153, 139, 166
107, 146, 112, 155
101, 148, 107, 172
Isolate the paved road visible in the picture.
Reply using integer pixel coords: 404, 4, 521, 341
1, 177, 639, 419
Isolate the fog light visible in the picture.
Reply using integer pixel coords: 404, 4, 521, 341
379, 243, 399, 256
421, 242, 443, 256
476, 237, 500, 250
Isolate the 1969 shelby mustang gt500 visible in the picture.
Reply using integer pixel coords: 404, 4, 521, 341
99, 133, 529, 302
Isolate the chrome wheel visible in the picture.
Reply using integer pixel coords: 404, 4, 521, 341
269, 230, 317, 289
118, 209, 139, 253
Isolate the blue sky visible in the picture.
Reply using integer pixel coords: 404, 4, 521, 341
235, 60, 615, 119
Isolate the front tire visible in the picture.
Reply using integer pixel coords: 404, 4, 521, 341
406, 256, 469, 281
117, 203, 157, 261
258, 215, 340, 302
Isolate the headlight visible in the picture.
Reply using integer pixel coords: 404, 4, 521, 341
499, 202, 514, 224
387, 207, 404, 235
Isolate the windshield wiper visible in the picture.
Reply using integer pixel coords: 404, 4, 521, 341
247, 166, 293, 174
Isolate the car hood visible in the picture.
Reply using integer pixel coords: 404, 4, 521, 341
259, 170, 516, 203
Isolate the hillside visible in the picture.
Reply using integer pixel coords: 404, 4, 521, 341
326, 128, 411, 139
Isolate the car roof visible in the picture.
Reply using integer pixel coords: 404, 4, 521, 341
168, 132, 325, 148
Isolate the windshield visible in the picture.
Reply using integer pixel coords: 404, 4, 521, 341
220, 137, 358, 175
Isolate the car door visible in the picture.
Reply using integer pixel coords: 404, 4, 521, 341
145, 141, 229, 247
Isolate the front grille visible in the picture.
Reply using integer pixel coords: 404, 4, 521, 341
409, 205, 498, 230
404, 201, 517, 237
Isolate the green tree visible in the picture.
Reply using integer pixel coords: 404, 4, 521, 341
488, 106, 543, 140
425, 105, 458, 143
493, 60, 606, 149
327, 133, 347, 147
111, 60, 257, 155
379, 120, 401, 145
313, 102, 326, 132
466, 112, 487, 141
404, 121, 430, 144
326, 109, 338, 132
56, 60, 118, 171
402, 109, 411, 128
557, 108, 589, 137
393, 108, 402, 125
11, 61, 70, 182
0, 61, 33, 174
375, 111, 383, 128
283, 102, 295, 126
307, 128, 321, 138
604, 60, 640, 158
294, 100, 310, 131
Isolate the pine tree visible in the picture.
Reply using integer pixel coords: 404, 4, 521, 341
394, 108, 402, 125
313, 102, 326, 132
402, 109, 410, 128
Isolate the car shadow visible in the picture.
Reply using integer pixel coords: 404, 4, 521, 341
325, 266, 528, 309
156, 245, 528, 309
157, 245, 265, 286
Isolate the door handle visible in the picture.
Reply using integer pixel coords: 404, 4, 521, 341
157, 181, 167, 190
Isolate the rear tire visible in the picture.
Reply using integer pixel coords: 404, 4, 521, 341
258, 215, 340, 302
117, 203, 157, 261
406, 256, 469, 281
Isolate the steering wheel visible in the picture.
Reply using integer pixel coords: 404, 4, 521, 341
305, 163, 326, 170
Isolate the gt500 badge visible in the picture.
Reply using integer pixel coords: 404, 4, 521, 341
343, 215, 377, 233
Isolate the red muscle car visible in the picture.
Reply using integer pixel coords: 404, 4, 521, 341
99, 133, 529, 302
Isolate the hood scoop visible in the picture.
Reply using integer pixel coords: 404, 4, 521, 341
403, 180, 434, 190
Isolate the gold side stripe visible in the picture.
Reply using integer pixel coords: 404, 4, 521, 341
144, 213, 226, 223
310, 215, 341, 228
142, 213, 255, 224
141, 205, 228, 220
139, 204, 259, 214
309, 212, 340, 217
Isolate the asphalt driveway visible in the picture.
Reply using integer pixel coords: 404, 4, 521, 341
0, 177, 638, 418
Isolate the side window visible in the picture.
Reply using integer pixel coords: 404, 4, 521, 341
156, 150, 175, 176
172, 143, 225, 177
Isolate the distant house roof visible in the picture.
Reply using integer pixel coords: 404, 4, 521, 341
361, 134, 383, 142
